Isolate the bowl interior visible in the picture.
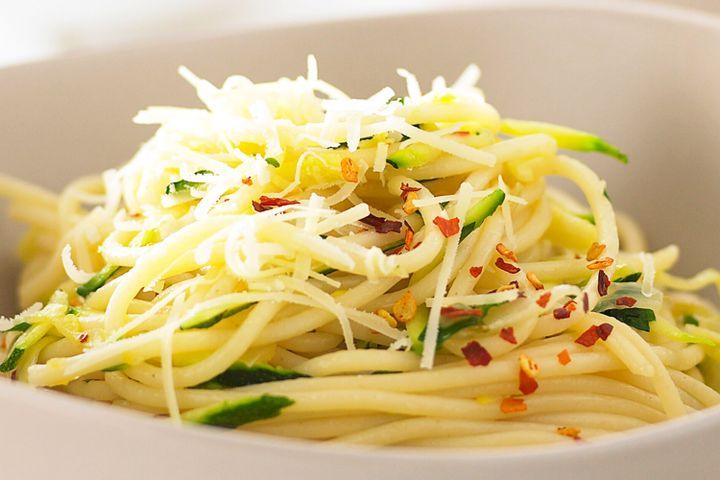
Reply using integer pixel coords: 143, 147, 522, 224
1, 2, 720, 479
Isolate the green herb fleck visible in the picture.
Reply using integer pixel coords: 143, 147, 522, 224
600, 307, 656, 332
182, 394, 294, 428
165, 170, 214, 195
614, 272, 642, 283
683, 315, 700, 327
574, 212, 596, 225
102, 363, 130, 372
1, 322, 31, 333
265, 157, 280, 168
180, 303, 255, 330
419, 303, 506, 351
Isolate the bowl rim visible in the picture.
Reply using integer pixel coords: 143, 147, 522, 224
1, 0, 720, 462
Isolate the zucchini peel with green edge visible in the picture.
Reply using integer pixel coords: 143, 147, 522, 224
320, 189, 505, 275
0, 322, 31, 333
386, 143, 441, 169
408, 302, 508, 353
460, 188, 505, 240
0, 322, 53, 372
500, 119, 628, 164
76, 265, 119, 297
180, 303, 255, 330
194, 362, 309, 389
182, 394, 294, 428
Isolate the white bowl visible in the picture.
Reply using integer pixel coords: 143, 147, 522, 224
1, 1, 719, 478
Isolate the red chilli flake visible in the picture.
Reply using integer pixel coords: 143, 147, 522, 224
433, 216, 460, 238
441, 306, 486, 319
536, 292, 551, 308
564, 300, 577, 312
575, 323, 614, 347
495, 258, 521, 274
519, 369, 539, 395
469, 266, 484, 278
500, 397, 527, 414
360, 214, 403, 233
616, 296, 637, 307
403, 221, 415, 251
77, 332, 89, 343
399, 183, 422, 202
582, 292, 589, 313
597, 270, 611, 296
461, 341, 492, 367
553, 307, 571, 320
557, 426, 582, 441
499, 327, 517, 344
252, 196, 300, 213
597, 323, 614, 341
557, 349, 572, 365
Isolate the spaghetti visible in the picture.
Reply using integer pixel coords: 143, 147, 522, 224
1, 57, 720, 448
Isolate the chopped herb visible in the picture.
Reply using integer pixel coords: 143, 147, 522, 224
683, 315, 700, 326
1, 322, 31, 333
603, 188, 611, 201
76, 265, 120, 297
165, 170, 214, 195
0, 322, 53, 373
264, 157, 280, 168
328, 135, 374, 150
460, 189, 505, 240
387, 143, 440, 169
614, 272, 642, 283
600, 307, 656, 332
66, 307, 79, 315
0, 350, 24, 373
182, 394, 294, 429
195, 363, 308, 389
180, 303, 255, 330
419, 303, 506, 350
102, 364, 129, 372
574, 212, 596, 225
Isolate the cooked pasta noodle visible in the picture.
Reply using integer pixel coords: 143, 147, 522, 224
1, 57, 720, 448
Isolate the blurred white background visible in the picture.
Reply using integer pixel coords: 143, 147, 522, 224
1, 0, 718, 68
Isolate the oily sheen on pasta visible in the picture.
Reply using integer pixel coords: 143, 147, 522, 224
2, 57, 720, 448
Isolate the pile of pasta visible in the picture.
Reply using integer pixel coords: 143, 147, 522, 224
2, 57, 720, 448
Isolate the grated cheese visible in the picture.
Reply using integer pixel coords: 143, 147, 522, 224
421, 182, 474, 369
61, 244, 95, 284
640, 252, 656, 298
